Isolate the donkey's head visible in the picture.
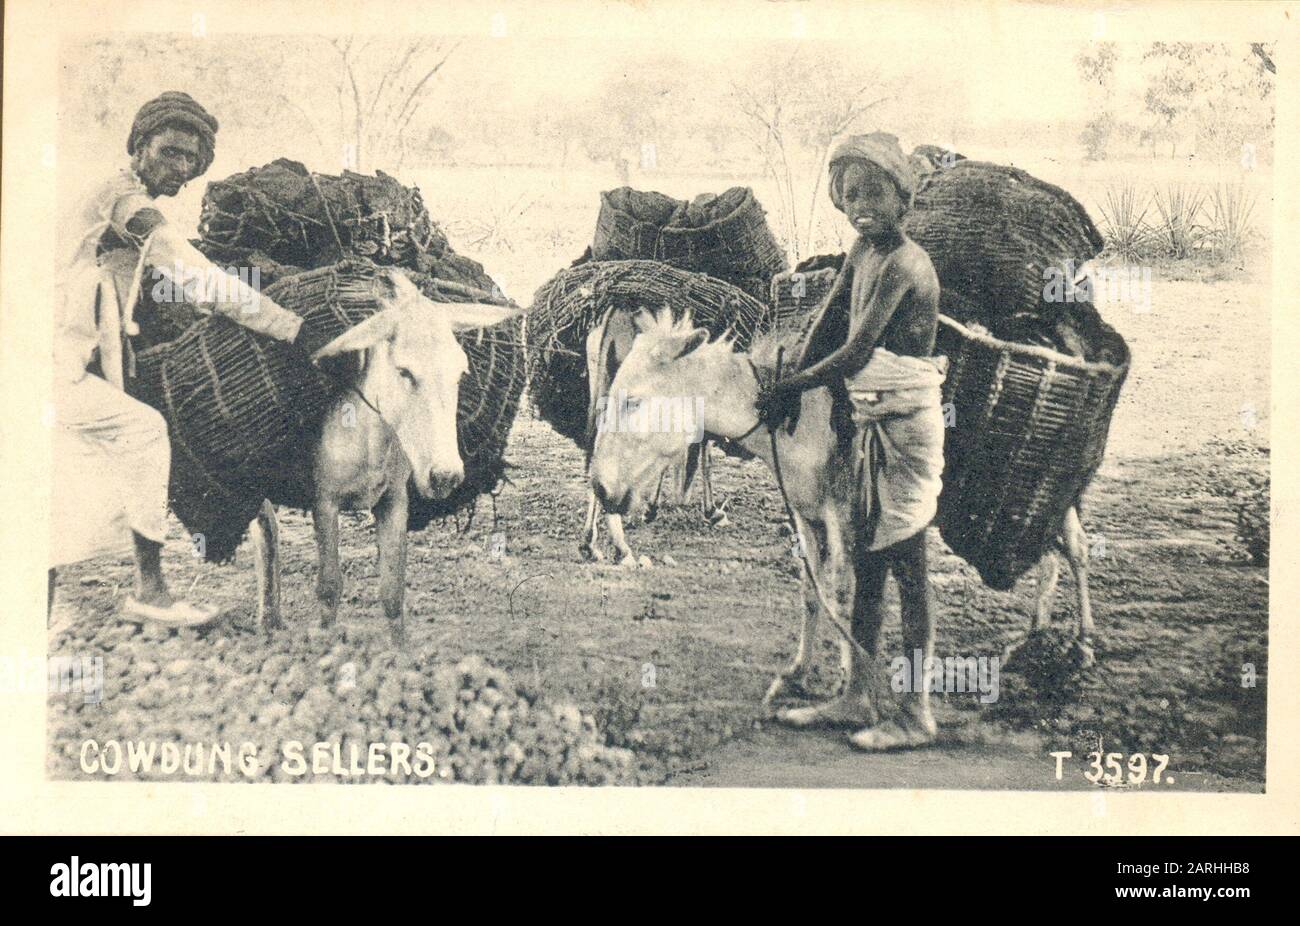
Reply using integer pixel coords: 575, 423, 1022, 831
314, 272, 520, 500
589, 307, 744, 515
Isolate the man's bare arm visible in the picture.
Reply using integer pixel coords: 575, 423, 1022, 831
116, 202, 304, 343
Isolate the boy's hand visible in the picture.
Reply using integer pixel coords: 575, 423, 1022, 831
756, 379, 803, 432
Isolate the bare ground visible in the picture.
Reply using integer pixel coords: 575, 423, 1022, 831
46, 269, 1270, 790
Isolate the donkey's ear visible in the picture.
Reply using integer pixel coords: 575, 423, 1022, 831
446, 302, 526, 332
311, 310, 398, 361
680, 328, 710, 355
631, 309, 657, 334
653, 327, 709, 363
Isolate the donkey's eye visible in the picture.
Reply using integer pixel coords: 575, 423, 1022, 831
398, 367, 416, 385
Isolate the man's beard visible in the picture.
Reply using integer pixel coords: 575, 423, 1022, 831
132, 158, 184, 198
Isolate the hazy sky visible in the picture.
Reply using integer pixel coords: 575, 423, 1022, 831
429, 14, 1089, 128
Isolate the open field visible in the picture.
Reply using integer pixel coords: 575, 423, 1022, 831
47, 222, 1270, 788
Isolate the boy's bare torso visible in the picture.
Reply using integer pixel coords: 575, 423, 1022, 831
846, 235, 941, 361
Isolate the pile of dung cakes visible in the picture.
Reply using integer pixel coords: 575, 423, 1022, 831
46, 615, 641, 786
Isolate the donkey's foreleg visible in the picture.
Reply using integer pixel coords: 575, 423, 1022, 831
763, 512, 821, 706
312, 499, 342, 628
373, 481, 410, 645
1061, 505, 1095, 667
644, 469, 667, 524
579, 489, 605, 562
776, 512, 876, 728
606, 513, 638, 566
699, 440, 730, 527
250, 499, 282, 630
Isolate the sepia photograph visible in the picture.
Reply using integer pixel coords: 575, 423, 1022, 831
0, 0, 1293, 836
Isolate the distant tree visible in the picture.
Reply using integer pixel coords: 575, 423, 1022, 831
1139, 42, 1272, 162
1141, 43, 1201, 158
1076, 42, 1119, 160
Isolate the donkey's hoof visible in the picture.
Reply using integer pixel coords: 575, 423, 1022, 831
1001, 630, 1043, 666
848, 717, 937, 752
1071, 639, 1097, 670
707, 511, 731, 529
612, 550, 651, 569
762, 670, 812, 707
644, 504, 659, 524
579, 544, 605, 563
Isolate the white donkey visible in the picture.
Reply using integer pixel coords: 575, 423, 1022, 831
590, 309, 1097, 750
579, 306, 729, 566
251, 273, 520, 642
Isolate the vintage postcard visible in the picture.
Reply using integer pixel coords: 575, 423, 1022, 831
0, 0, 1295, 835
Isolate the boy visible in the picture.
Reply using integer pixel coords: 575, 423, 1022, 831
758, 132, 947, 750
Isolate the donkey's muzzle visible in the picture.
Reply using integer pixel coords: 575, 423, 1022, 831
419, 465, 464, 500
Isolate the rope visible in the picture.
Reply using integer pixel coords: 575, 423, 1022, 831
308, 172, 346, 255
764, 347, 873, 663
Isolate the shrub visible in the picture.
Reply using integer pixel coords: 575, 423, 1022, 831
1204, 183, 1258, 263
1098, 182, 1154, 262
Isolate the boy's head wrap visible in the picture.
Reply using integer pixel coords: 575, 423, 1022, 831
829, 132, 916, 209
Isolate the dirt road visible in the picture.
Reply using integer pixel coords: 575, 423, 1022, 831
47, 269, 1269, 790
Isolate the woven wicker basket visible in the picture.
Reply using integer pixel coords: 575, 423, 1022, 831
770, 265, 839, 329
527, 259, 773, 447
129, 260, 525, 561
591, 187, 787, 302
935, 316, 1129, 589
770, 261, 1129, 589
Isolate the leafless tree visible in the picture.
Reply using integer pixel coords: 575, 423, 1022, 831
731, 51, 889, 260
328, 36, 463, 172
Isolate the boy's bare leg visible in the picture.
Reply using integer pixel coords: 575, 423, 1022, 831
132, 532, 174, 607
852, 546, 889, 656
850, 531, 938, 750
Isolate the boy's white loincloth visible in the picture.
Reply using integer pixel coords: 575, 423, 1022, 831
845, 348, 948, 552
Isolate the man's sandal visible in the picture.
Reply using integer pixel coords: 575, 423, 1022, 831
120, 597, 220, 628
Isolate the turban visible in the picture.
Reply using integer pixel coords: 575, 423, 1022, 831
127, 91, 219, 176
829, 132, 917, 209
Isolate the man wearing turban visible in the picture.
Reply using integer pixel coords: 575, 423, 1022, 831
50, 92, 330, 625
757, 132, 948, 751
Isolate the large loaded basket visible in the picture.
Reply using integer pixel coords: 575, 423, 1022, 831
934, 316, 1129, 589
769, 262, 1130, 590
129, 260, 525, 563
590, 187, 788, 303
527, 259, 773, 447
